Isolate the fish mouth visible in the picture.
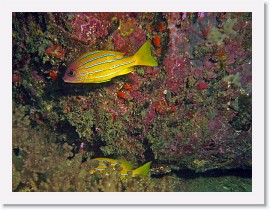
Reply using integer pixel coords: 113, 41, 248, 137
63, 76, 75, 83
63, 76, 83, 83
63, 76, 70, 83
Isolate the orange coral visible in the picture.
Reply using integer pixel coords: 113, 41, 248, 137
117, 91, 126, 99
155, 99, 177, 115
49, 70, 57, 81
157, 48, 162, 55
153, 35, 161, 47
123, 83, 132, 91
45, 45, 65, 60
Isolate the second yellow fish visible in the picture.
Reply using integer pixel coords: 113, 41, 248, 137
63, 40, 158, 83
89, 158, 152, 178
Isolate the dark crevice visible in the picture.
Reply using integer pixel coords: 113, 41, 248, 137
169, 168, 252, 179
143, 138, 155, 162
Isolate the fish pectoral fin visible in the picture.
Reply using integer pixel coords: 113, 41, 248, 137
117, 67, 133, 76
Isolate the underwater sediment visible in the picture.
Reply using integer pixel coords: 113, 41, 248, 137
12, 12, 252, 192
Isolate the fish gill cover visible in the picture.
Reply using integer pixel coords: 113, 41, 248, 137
12, 12, 252, 192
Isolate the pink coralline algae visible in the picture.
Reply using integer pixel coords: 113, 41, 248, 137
70, 13, 110, 43
112, 32, 127, 52
163, 55, 187, 79
197, 81, 210, 90
112, 19, 146, 54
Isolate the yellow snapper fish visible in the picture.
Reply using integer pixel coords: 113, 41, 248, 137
89, 157, 152, 178
63, 40, 158, 83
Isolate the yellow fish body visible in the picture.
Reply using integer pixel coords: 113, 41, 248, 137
63, 40, 158, 83
89, 158, 152, 178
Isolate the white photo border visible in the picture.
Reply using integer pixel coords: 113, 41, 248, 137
0, 0, 264, 205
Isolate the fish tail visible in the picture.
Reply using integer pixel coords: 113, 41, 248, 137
134, 40, 158, 67
132, 161, 152, 177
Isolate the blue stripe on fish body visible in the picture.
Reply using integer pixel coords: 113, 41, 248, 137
79, 53, 116, 67
79, 56, 126, 70
85, 60, 135, 75
78, 51, 100, 62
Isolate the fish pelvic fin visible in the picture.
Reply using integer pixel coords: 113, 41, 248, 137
134, 40, 158, 67
132, 161, 152, 177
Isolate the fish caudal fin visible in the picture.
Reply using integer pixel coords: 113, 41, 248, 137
134, 40, 158, 67
132, 161, 152, 177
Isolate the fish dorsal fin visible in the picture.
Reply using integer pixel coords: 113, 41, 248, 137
110, 51, 125, 57
92, 157, 115, 162
99, 51, 125, 58
92, 157, 118, 166
132, 161, 152, 177
77, 51, 125, 63
93, 158, 133, 170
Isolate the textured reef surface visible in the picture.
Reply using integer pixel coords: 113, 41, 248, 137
12, 12, 252, 192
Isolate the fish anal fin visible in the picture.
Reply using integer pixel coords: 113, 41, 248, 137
117, 67, 133, 76
92, 78, 112, 83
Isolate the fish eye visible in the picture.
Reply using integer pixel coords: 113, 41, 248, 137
68, 70, 75, 77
